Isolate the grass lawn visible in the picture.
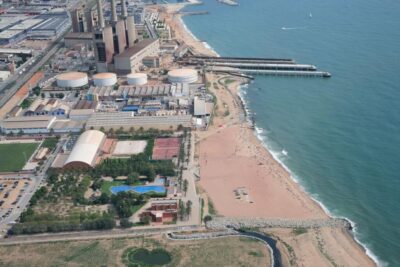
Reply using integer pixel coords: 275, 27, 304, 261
101, 180, 126, 195
0, 143, 39, 172
0, 235, 269, 267
41, 137, 58, 150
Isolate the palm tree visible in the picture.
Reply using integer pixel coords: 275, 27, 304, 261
183, 179, 188, 196
186, 200, 192, 218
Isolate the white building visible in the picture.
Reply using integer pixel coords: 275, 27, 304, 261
63, 130, 106, 169
0, 71, 10, 82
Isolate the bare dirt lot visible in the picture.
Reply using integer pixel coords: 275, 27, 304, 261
0, 235, 269, 267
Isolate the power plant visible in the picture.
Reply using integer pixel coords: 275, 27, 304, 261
70, 0, 140, 73
96, 0, 139, 72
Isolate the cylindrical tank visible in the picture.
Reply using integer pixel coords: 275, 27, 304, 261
168, 68, 198, 84
93, 72, 117, 87
127, 73, 147, 85
56, 72, 88, 88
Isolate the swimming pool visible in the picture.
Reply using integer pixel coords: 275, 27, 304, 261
110, 185, 166, 195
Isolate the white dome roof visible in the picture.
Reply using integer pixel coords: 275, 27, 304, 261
64, 130, 106, 168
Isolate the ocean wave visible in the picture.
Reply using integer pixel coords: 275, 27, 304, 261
179, 17, 200, 41
238, 84, 384, 267
202, 41, 221, 57
179, 12, 384, 267
179, 17, 221, 57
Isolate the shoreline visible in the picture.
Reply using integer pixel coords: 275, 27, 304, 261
161, 3, 379, 266
238, 84, 382, 266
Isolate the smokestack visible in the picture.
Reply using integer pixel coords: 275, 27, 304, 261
97, 0, 105, 28
111, 0, 118, 23
121, 0, 128, 18
126, 16, 137, 47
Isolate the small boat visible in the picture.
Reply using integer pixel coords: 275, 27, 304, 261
309, 12, 313, 18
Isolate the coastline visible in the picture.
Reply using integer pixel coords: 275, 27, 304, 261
160, 4, 378, 266
238, 84, 382, 267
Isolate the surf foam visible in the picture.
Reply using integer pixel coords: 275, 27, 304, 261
238, 83, 384, 267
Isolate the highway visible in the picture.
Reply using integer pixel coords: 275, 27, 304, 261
0, 27, 70, 109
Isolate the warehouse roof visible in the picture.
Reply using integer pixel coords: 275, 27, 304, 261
9, 18, 43, 30
86, 112, 192, 128
1, 116, 55, 129
0, 29, 24, 39
64, 130, 106, 168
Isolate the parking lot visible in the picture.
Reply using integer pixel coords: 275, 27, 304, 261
0, 177, 34, 235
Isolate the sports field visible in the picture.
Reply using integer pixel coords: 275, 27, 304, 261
0, 143, 39, 172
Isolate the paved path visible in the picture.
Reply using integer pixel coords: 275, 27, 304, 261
0, 225, 201, 246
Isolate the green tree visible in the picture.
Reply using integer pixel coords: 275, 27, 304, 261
140, 214, 151, 225
183, 179, 189, 196
178, 200, 185, 221
203, 215, 212, 223
98, 193, 110, 204
120, 218, 132, 228
127, 172, 139, 185
185, 200, 192, 218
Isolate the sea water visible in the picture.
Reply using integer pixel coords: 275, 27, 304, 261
182, 0, 400, 265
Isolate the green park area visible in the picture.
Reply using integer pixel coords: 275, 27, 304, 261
0, 142, 39, 172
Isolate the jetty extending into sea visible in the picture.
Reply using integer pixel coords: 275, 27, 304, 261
179, 56, 331, 78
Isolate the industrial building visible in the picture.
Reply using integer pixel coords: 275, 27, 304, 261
69, 100, 98, 121
56, 72, 89, 88
63, 130, 106, 169
193, 96, 212, 117
0, 71, 10, 82
114, 38, 160, 74
127, 73, 147, 85
28, 15, 70, 39
168, 68, 198, 84
93, 72, 117, 86
0, 11, 69, 44
0, 29, 25, 45
0, 116, 56, 134
86, 112, 192, 131
23, 98, 70, 117
0, 116, 84, 135
64, 32, 94, 48
86, 83, 189, 101
93, 0, 138, 72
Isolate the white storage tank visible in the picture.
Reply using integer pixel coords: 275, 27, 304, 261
93, 72, 117, 87
168, 68, 198, 84
127, 73, 147, 85
56, 72, 88, 88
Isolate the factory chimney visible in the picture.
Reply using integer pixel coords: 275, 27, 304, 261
121, 0, 128, 18
111, 0, 118, 23
96, 0, 105, 28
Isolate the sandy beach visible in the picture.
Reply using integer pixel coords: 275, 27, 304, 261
159, 4, 376, 266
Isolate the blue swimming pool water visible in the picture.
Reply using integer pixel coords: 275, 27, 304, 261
110, 185, 166, 194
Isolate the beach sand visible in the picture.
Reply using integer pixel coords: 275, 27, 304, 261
160, 4, 376, 266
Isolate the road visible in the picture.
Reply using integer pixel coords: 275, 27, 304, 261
181, 130, 201, 225
0, 224, 201, 246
